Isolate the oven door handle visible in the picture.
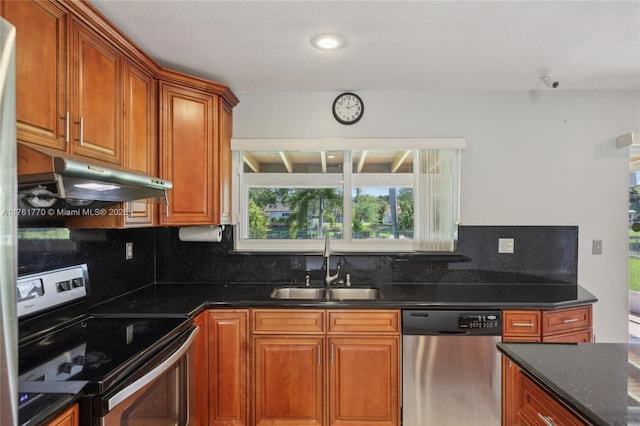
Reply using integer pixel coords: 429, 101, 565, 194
105, 326, 199, 411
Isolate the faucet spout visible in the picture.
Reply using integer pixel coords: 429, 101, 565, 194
323, 236, 341, 286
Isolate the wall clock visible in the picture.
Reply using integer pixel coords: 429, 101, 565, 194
332, 92, 364, 125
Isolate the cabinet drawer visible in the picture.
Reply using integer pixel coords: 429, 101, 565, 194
252, 309, 325, 334
327, 310, 399, 334
542, 329, 592, 343
502, 310, 541, 337
518, 373, 583, 426
542, 306, 592, 336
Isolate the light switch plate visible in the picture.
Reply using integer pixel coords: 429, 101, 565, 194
592, 239, 602, 255
498, 238, 514, 254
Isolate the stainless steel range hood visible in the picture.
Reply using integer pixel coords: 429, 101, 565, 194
17, 144, 172, 207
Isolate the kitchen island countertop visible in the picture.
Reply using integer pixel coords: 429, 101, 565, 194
498, 342, 637, 426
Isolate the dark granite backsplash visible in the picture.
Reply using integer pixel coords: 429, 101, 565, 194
18, 227, 155, 306
17, 224, 578, 307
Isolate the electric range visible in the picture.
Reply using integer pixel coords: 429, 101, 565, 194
17, 264, 194, 426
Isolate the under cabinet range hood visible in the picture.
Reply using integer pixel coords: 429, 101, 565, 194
17, 144, 172, 208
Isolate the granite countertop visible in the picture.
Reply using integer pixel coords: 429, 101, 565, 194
90, 281, 597, 317
498, 342, 636, 426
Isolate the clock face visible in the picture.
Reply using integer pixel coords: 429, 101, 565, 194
332, 92, 364, 125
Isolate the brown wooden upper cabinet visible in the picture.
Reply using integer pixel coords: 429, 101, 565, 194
2, 0, 68, 151
69, 17, 122, 164
158, 71, 237, 225
3, 0, 123, 164
3, 0, 238, 227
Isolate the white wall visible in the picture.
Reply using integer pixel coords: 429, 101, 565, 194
233, 90, 640, 343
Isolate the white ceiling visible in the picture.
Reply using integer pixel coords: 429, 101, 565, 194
89, 1, 640, 93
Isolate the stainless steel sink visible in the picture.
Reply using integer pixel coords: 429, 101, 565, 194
270, 286, 383, 300
327, 287, 383, 300
270, 287, 327, 300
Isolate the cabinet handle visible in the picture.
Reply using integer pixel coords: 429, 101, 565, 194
563, 318, 579, 324
330, 344, 334, 365
537, 412, 556, 426
75, 117, 84, 145
317, 345, 321, 366
512, 323, 534, 327
62, 112, 69, 143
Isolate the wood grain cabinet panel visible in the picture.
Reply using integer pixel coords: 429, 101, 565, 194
252, 309, 325, 334
159, 81, 216, 224
193, 311, 208, 426
253, 336, 324, 426
1, 0, 68, 151
70, 18, 122, 164
45, 403, 78, 426
502, 310, 541, 341
208, 310, 249, 426
327, 310, 399, 334
518, 372, 584, 426
541, 305, 592, 340
250, 309, 400, 426
328, 337, 399, 426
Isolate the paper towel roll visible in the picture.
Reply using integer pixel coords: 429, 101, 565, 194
178, 225, 224, 242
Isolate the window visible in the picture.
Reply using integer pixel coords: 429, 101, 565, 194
232, 138, 464, 252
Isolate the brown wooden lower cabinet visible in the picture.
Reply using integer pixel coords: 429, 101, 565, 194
253, 336, 324, 425
45, 403, 78, 426
328, 337, 399, 426
207, 309, 249, 426
250, 309, 400, 426
501, 304, 593, 426
518, 371, 584, 425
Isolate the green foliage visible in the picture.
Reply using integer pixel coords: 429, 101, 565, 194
248, 199, 269, 238
630, 258, 640, 291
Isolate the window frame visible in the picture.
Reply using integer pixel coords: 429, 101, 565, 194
231, 138, 465, 253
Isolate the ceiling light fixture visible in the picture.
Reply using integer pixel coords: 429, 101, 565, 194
541, 75, 559, 89
311, 33, 346, 50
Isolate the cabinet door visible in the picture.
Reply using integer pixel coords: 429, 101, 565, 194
45, 403, 78, 426
159, 82, 216, 224
501, 356, 520, 426
2, 0, 68, 151
70, 19, 122, 164
193, 312, 208, 426
328, 337, 399, 426
208, 310, 248, 426
217, 98, 233, 224
253, 336, 323, 426
122, 60, 156, 226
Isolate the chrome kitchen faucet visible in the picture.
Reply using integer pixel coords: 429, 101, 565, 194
323, 236, 341, 286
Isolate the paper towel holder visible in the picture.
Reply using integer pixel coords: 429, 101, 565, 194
178, 224, 225, 242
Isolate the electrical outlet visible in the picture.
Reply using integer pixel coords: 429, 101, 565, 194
125, 242, 134, 260
498, 238, 514, 254
592, 239, 603, 255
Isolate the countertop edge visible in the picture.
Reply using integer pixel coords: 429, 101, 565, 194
497, 343, 607, 426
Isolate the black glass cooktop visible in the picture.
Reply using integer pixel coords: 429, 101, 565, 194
19, 315, 192, 395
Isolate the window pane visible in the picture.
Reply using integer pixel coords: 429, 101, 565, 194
351, 188, 413, 240
352, 150, 413, 174
243, 151, 343, 173
248, 188, 343, 239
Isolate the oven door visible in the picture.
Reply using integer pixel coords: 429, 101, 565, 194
93, 326, 198, 426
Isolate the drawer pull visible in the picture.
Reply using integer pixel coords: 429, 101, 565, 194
512, 323, 534, 327
563, 318, 579, 324
537, 412, 556, 426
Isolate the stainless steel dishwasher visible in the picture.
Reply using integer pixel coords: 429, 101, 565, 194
402, 310, 502, 426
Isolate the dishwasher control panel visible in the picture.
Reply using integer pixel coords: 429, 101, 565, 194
458, 314, 501, 330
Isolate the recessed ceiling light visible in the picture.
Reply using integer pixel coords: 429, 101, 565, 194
311, 33, 346, 50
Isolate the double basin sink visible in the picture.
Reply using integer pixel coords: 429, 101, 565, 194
270, 286, 383, 301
